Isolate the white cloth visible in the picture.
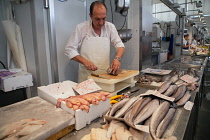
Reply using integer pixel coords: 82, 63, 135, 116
65, 20, 124, 59
78, 35, 110, 82
183, 38, 187, 46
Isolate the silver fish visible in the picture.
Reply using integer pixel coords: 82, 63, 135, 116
163, 85, 178, 96
156, 108, 176, 138
169, 74, 179, 84
150, 101, 170, 140
134, 99, 159, 125
109, 98, 130, 117
171, 85, 187, 101
176, 91, 191, 107
158, 81, 172, 94
127, 97, 152, 123
114, 97, 139, 118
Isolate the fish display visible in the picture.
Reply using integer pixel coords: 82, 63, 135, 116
114, 97, 139, 118
171, 85, 187, 101
163, 85, 178, 96
83, 67, 200, 140
156, 108, 176, 138
56, 91, 111, 112
109, 98, 130, 117
0, 119, 47, 140
134, 99, 159, 125
158, 81, 172, 94
150, 101, 170, 140
137, 74, 162, 84
176, 91, 191, 107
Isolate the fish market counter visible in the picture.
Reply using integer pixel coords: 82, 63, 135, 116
61, 56, 208, 140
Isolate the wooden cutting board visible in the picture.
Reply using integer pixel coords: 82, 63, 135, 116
88, 70, 139, 84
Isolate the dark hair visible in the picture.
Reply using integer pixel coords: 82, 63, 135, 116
184, 34, 189, 38
90, 1, 107, 15
193, 34, 198, 38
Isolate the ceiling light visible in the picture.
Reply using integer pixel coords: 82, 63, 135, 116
201, 19, 205, 22
200, 15, 204, 19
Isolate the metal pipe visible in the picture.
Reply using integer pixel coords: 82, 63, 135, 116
139, 0, 142, 71
152, 10, 172, 14
47, 0, 59, 83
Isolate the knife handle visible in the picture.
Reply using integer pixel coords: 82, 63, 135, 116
91, 74, 99, 77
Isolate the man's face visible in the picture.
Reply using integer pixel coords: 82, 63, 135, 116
90, 5, 106, 30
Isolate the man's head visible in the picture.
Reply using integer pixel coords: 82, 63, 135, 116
193, 34, 198, 40
184, 34, 189, 39
90, 1, 107, 30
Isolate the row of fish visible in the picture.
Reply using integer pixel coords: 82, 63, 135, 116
103, 70, 198, 139
137, 68, 199, 90
105, 95, 177, 139
0, 118, 47, 140
56, 91, 111, 112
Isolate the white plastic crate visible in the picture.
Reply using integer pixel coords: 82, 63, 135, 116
38, 80, 110, 130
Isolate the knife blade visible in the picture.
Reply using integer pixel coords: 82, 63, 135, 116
91, 73, 108, 79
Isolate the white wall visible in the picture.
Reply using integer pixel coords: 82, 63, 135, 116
105, 0, 140, 70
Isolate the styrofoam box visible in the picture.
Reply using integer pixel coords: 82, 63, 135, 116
0, 71, 33, 92
38, 80, 110, 130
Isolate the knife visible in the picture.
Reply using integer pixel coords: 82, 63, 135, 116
91, 73, 108, 79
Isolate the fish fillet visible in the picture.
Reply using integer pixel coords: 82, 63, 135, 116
90, 128, 109, 140
115, 127, 133, 140
106, 120, 127, 138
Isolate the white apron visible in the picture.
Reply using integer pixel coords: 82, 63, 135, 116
78, 33, 110, 83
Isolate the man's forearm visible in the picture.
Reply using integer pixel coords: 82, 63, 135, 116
115, 47, 125, 58
72, 55, 87, 65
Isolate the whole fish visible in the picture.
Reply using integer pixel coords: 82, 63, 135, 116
176, 91, 191, 107
134, 99, 159, 125
127, 97, 152, 123
156, 108, 176, 138
158, 81, 172, 94
142, 117, 152, 140
163, 85, 178, 96
171, 85, 187, 101
109, 98, 129, 117
106, 120, 127, 138
161, 74, 172, 82
169, 74, 179, 84
114, 97, 139, 118
150, 101, 170, 140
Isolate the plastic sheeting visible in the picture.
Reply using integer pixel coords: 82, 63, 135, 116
2, 20, 27, 71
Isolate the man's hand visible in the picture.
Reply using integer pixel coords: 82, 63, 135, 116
72, 55, 97, 71
83, 60, 98, 71
111, 59, 120, 74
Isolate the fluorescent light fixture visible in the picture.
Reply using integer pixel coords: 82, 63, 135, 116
201, 19, 205, 22
200, 15, 204, 19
